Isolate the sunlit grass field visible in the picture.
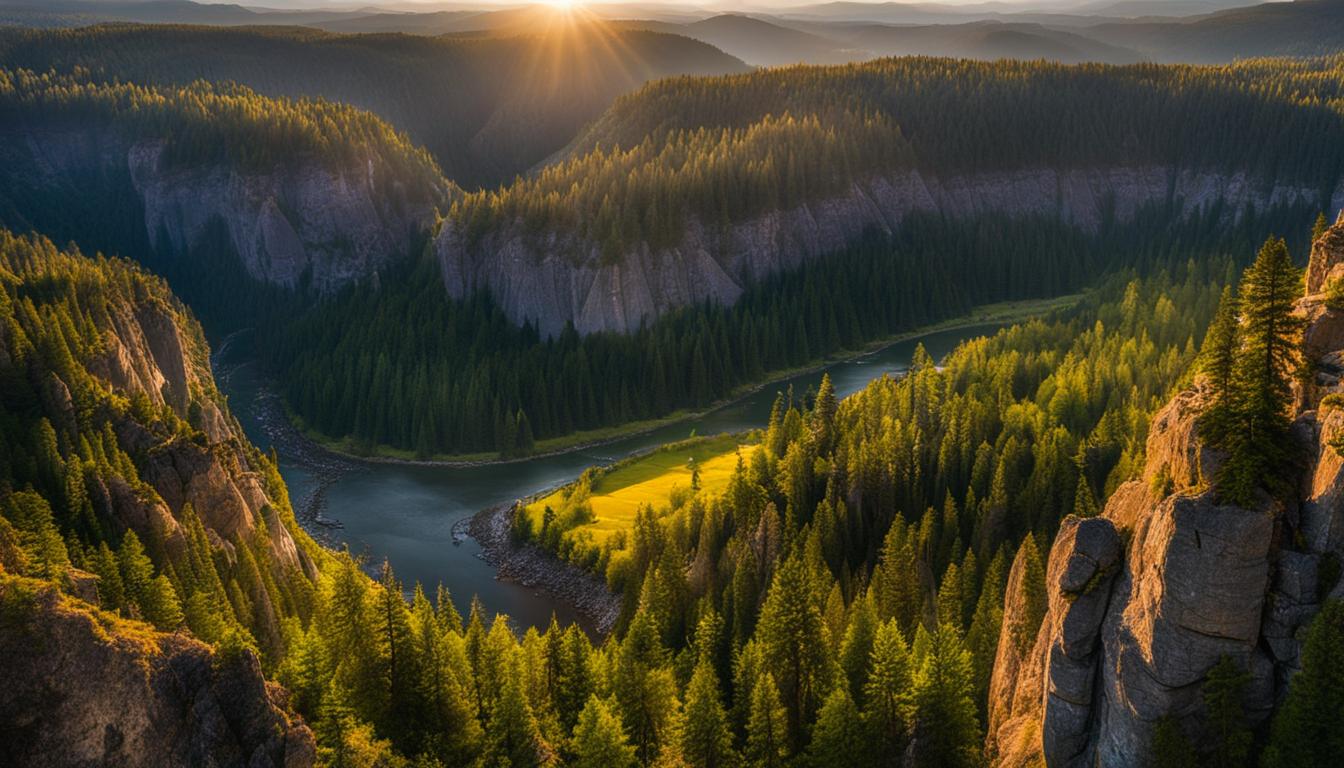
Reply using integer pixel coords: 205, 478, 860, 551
525, 433, 753, 542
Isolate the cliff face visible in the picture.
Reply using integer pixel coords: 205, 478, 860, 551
435, 166, 1342, 337
6, 125, 444, 292
86, 278, 316, 582
0, 233, 321, 656
987, 214, 1344, 767
0, 572, 315, 768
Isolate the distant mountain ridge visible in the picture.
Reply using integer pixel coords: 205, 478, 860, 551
0, 22, 749, 187
0, 0, 1312, 67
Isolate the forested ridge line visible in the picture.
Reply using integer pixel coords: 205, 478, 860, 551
449, 55, 1344, 253
0, 22, 749, 187
0, 66, 447, 183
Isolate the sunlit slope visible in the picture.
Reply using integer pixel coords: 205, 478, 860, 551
0, 19, 748, 187
449, 55, 1344, 260
525, 434, 753, 544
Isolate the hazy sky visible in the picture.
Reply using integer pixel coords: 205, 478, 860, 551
245, 0, 1125, 8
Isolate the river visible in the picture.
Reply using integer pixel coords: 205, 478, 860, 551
213, 322, 1003, 631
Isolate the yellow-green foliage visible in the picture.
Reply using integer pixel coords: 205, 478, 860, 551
527, 434, 752, 545
453, 55, 1344, 253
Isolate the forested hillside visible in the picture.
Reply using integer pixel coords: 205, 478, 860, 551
0, 67, 447, 327
5, 176, 1342, 768
0, 221, 1212, 768
0, 22, 749, 187
0, 230, 320, 659
284, 55, 1344, 456
461, 55, 1344, 252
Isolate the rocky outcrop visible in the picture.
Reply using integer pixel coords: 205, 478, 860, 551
988, 216, 1344, 767
989, 517, 1124, 767
81, 277, 316, 580
0, 572, 315, 768
437, 166, 1343, 336
5, 126, 444, 292
1305, 209, 1344, 297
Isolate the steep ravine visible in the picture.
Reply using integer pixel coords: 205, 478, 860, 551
986, 214, 1344, 767
436, 166, 1344, 337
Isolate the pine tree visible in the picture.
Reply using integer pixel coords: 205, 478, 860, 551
863, 619, 912, 759
805, 685, 869, 768
1006, 534, 1047, 655
873, 519, 921, 639
572, 696, 636, 768
1313, 211, 1329, 242
1262, 600, 1344, 768
1072, 472, 1100, 518
838, 592, 879, 704
486, 655, 550, 768
1151, 717, 1196, 768
681, 660, 737, 768
965, 549, 1006, 717
1198, 286, 1240, 438
1217, 236, 1304, 505
745, 672, 788, 768
935, 561, 964, 635
140, 573, 184, 630
117, 530, 155, 618
811, 373, 837, 454
89, 541, 126, 612
2, 490, 69, 579
1202, 655, 1251, 768
755, 555, 834, 751
907, 626, 980, 768
375, 561, 416, 743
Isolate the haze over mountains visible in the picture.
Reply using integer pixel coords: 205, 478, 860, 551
0, 0, 1331, 66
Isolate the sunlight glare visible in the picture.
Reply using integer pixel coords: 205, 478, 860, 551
544, 0, 578, 10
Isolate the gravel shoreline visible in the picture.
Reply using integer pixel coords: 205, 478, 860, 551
466, 504, 622, 636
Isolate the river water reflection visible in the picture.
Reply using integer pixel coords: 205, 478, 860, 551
215, 323, 1003, 631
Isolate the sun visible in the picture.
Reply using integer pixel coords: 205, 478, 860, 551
543, 0, 578, 10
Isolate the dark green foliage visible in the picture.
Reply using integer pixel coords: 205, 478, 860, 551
1152, 716, 1198, 768
0, 67, 444, 183
682, 659, 738, 768
907, 627, 980, 768
745, 672, 789, 768
1007, 536, 1047, 655
1199, 285, 1241, 427
863, 619, 913, 759
755, 554, 834, 752
1262, 600, 1344, 768
1203, 655, 1252, 768
1210, 237, 1305, 505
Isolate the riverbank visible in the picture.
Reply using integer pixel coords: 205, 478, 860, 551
290, 293, 1083, 468
466, 504, 622, 635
